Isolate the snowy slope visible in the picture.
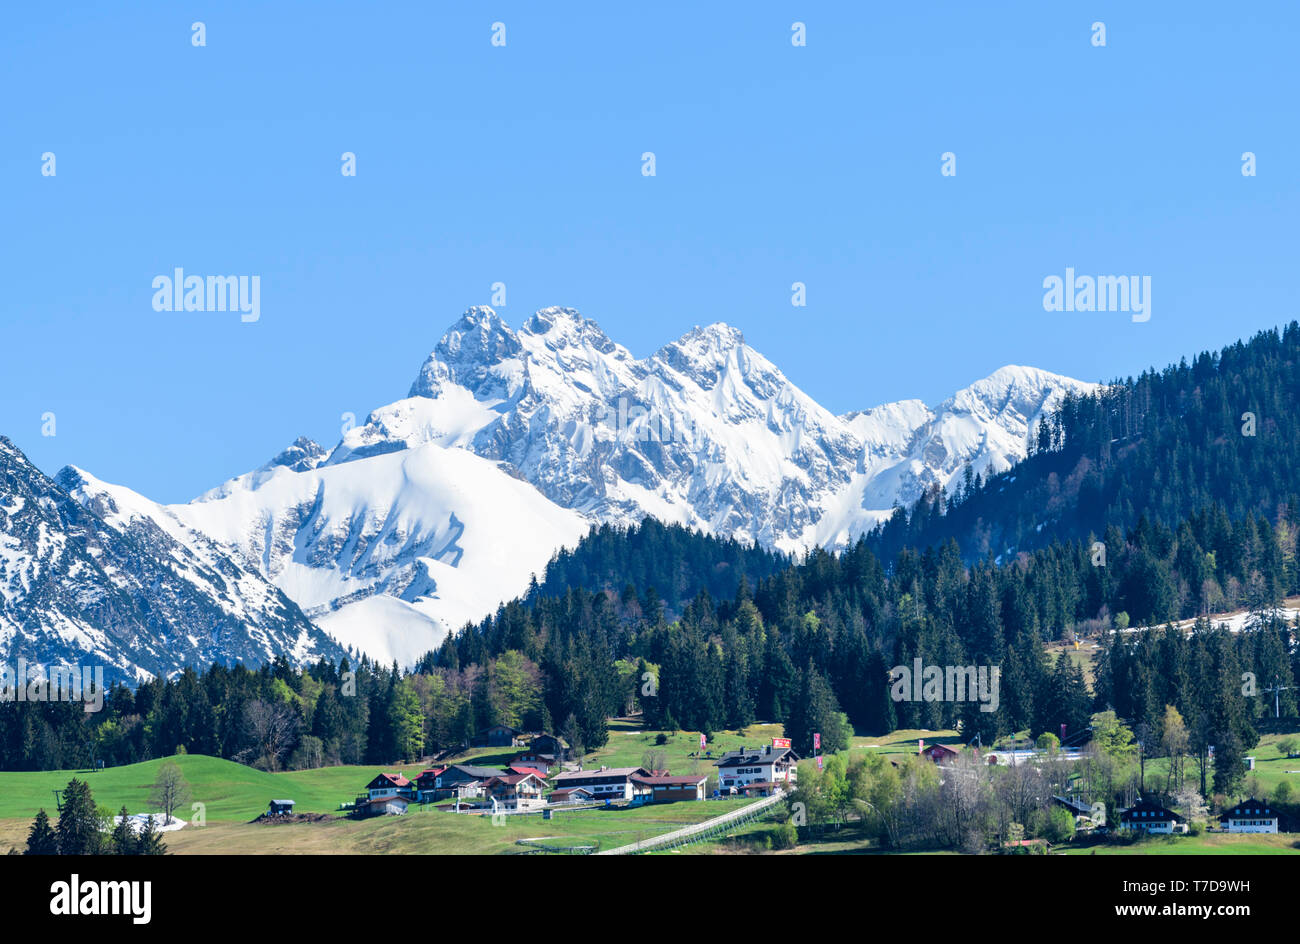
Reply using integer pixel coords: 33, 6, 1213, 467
0, 437, 343, 683
807, 366, 1097, 548
175, 442, 590, 666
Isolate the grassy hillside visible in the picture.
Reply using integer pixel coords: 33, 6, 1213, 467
0, 754, 432, 824
0, 747, 768, 855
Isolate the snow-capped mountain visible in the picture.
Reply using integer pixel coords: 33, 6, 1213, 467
20, 305, 1095, 671
0, 437, 343, 682
334, 306, 1097, 554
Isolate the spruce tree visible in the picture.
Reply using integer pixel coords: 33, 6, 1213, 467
54, 779, 101, 855
24, 809, 58, 855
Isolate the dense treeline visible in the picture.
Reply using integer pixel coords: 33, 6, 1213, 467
530, 518, 788, 617
870, 323, 1300, 564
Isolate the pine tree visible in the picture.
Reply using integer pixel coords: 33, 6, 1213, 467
54, 778, 101, 855
24, 809, 58, 855
136, 815, 167, 855
109, 806, 136, 855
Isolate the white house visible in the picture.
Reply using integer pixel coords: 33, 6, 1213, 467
364, 773, 411, 801
1220, 798, 1280, 833
714, 743, 800, 794
1118, 798, 1184, 834
550, 767, 649, 802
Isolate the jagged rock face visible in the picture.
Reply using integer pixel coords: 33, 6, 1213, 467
331, 307, 1096, 553
0, 438, 342, 683
262, 436, 328, 473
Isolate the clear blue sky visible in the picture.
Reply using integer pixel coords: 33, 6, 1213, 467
3, 2, 1297, 503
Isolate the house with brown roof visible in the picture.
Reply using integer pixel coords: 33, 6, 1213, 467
483, 772, 548, 811
920, 743, 961, 765
631, 773, 708, 803
548, 786, 596, 805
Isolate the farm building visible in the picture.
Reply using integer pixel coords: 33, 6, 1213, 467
530, 733, 572, 761
472, 724, 521, 748
267, 799, 295, 816
357, 795, 410, 817
548, 787, 596, 805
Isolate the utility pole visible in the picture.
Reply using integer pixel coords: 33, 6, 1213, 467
1263, 681, 1294, 719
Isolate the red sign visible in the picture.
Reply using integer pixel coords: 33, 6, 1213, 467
699, 733, 706, 749
813, 732, 821, 751
816, 755, 824, 770
772, 737, 792, 750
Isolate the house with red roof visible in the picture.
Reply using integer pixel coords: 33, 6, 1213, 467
365, 773, 413, 802
508, 764, 551, 782
414, 768, 447, 802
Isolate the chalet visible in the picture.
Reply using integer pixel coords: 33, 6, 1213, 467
414, 768, 446, 801
631, 773, 708, 803
267, 799, 295, 817
483, 773, 548, 811
510, 750, 562, 772
365, 773, 413, 801
530, 733, 572, 761
473, 724, 521, 748
551, 766, 650, 802
437, 765, 507, 790
455, 780, 489, 801
714, 744, 799, 793
1118, 798, 1185, 834
508, 765, 551, 782
548, 787, 596, 805
1219, 798, 1280, 833
357, 794, 410, 818
921, 743, 961, 765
